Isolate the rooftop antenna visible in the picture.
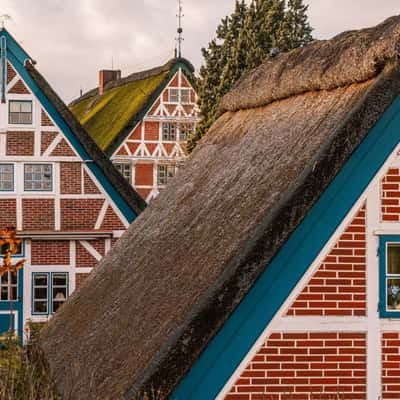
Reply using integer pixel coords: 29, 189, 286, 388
175, 0, 184, 58
0, 15, 11, 29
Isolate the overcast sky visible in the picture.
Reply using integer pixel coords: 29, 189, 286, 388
1, 1, 399, 103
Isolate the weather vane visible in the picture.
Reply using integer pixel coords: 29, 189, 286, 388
0, 15, 11, 29
175, 0, 184, 58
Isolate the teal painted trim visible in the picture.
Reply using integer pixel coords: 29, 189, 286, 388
172, 97, 400, 400
2, 32, 137, 223
1, 36, 6, 102
378, 235, 400, 318
31, 272, 50, 316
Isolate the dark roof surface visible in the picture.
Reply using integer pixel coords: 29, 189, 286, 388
26, 62, 147, 216
40, 16, 400, 400
69, 58, 195, 154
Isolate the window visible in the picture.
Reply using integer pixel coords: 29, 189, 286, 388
162, 122, 177, 141
32, 272, 68, 315
181, 89, 191, 104
32, 274, 48, 314
169, 88, 179, 103
0, 272, 18, 301
24, 164, 52, 191
9, 100, 32, 124
179, 123, 195, 141
379, 236, 400, 317
0, 241, 22, 256
0, 164, 13, 191
157, 164, 176, 185
114, 163, 131, 183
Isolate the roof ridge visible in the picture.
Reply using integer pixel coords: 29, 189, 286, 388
219, 15, 400, 114
69, 57, 194, 107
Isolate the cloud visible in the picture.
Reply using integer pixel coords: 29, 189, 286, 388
0, 1, 398, 102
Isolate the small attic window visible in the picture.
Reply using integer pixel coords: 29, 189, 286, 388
9, 100, 32, 124
169, 88, 179, 103
181, 89, 190, 104
114, 163, 131, 183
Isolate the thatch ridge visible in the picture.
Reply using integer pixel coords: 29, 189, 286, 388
220, 15, 400, 113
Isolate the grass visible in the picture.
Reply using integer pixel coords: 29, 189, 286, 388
0, 328, 59, 400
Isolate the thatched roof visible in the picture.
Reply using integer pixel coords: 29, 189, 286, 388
40, 16, 400, 400
69, 58, 195, 154
26, 62, 147, 216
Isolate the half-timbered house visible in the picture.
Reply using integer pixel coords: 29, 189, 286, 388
40, 15, 400, 400
0, 28, 146, 338
69, 59, 199, 202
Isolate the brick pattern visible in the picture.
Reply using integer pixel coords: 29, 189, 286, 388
381, 168, 400, 222
60, 199, 103, 230
75, 273, 90, 290
0, 199, 17, 228
149, 99, 160, 115
8, 79, 30, 94
137, 188, 151, 200
22, 199, 55, 230
135, 163, 153, 186
100, 206, 125, 230
169, 73, 179, 86
128, 123, 141, 140
76, 239, 105, 268
83, 171, 101, 194
41, 109, 54, 126
50, 138, 76, 157
40, 131, 58, 155
144, 121, 159, 141
382, 332, 400, 399
31, 241, 70, 265
226, 332, 367, 400
60, 162, 81, 194
6, 131, 34, 156
7, 62, 16, 84
287, 206, 366, 317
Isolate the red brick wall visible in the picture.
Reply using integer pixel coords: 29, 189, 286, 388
144, 121, 159, 141
100, 206, 125, 230
287, 206, 366, 317
137, 188, 150, 200
0, 199, 17, 228
169, 73, 179, 87
226, 332, 367, 400
31, 241, 70, 265
135, 163, 153, 186
60, 162, 81, 194
75, 273, 90, 290
149, 99, 160, 115
22, 199, 55, 230
60, 199, 103, 230
382, 332, 400, 399
83, 171, 101, 194
76, 239, 105, 268
41, 132, 58, 155
6, 131, 34, 156
128, 123, 141, 140
50, 138, 76, 157
41, 109, 54, 126
381, 168, 400, 222
8, 79, 30, 94
7, 62, 16, 84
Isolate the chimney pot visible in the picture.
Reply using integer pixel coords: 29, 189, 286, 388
99, 69, 121, 95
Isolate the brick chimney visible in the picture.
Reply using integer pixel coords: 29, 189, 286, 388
98, 69, 121, 95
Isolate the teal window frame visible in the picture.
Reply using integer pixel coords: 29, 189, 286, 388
379, 235, 400, 317
31, 272, 69, 315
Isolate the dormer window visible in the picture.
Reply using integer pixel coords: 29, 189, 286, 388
169, 89, 179, 103
9, 100, 32, 124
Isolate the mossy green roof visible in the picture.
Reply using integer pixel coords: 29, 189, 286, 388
70, 72, 168, 151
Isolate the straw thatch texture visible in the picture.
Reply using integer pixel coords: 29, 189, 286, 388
220, 15, 400, 113
39, 17, 400, 400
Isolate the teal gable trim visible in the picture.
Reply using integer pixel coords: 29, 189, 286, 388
172, 97, 400, 400
1, 30, 137, 223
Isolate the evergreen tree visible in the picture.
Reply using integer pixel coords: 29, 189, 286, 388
187, 0, 313, 152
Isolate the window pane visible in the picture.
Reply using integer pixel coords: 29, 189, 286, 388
34, 274, 48, 286
0, 164, 13, 191
387, 278, 400, 310
9, 101, 32, 124
9, 101, 20, 113
181, 89, 190, 103
52, 274, 67, 286
20, 102, 32, 112
24, 164, 52, 191
169, 89, 179, 103
388, 244, 400, 274
33, 300, 48, 314
34, 287, 48, 300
